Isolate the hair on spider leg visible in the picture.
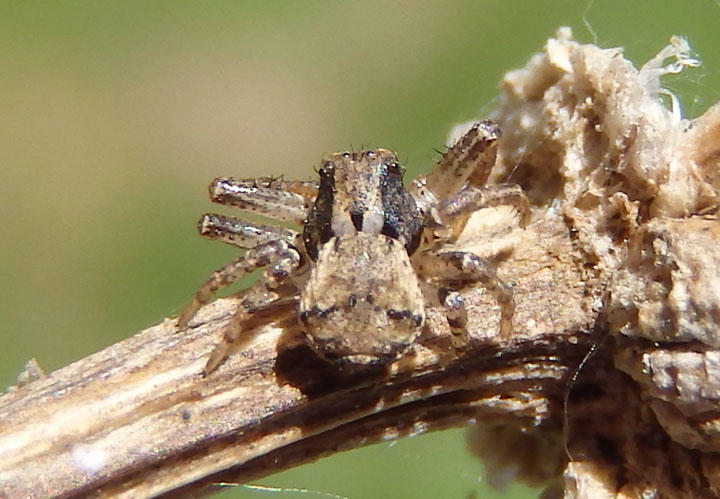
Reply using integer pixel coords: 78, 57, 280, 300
253, 174, 285, 189
427, 133, 460, 163
269, 174, 286, 187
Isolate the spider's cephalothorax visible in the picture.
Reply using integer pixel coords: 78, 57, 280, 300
300, 150, 425, 364
178, 121, 530, 374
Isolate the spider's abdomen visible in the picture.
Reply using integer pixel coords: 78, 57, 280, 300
299, 232, 425, 365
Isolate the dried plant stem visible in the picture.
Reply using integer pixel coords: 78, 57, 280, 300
0, 216, 595, 497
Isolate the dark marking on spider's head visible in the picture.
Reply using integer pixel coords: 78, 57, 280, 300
302, 149, 423, 260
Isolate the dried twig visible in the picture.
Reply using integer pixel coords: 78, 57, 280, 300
0, 213, 592, 497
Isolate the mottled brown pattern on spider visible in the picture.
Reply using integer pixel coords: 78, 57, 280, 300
177, 121, 530, 374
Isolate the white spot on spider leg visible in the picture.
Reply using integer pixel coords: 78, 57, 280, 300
70, 443, 107, 475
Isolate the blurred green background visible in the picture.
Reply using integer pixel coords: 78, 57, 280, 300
1, 1, 718, 497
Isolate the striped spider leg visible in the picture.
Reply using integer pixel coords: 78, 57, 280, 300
177, 177, 317, 374
410, 121, 530, 344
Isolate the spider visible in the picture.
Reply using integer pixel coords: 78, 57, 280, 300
177, 121, 529, 374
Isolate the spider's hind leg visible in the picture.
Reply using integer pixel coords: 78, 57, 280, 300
438, 183, 531, 239
177, 237, 301, 330
178, 233, 302, 374
415, 250, 514, 343
436, 287, 471, 350
203, 292, 298, 375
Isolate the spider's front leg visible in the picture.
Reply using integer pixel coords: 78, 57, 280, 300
414, 250, 514, 343
408, 120, 529, 343
409, 120, 501, 212
209, 177, 317, 224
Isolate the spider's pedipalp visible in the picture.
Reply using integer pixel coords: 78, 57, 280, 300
197, 213, 299, 249
209, 177, 315, 224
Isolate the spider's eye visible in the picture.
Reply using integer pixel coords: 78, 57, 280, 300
386, 161, 402, 175
318, 162, 333, 177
